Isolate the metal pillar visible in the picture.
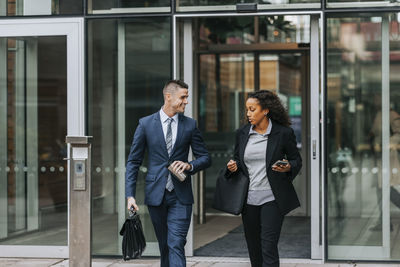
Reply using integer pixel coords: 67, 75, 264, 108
26, 38, 39, 232
66, 136, 92, 267
0, 37, 7, 239
381, 15, 391, 259
310, 14, 321, 260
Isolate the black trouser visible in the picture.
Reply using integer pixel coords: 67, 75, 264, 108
242, 201, 284, 267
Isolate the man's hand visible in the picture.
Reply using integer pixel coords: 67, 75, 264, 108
127, 197, 139, 211
170, 160, 191, 174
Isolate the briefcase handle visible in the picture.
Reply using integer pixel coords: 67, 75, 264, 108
129, 206, 137, 218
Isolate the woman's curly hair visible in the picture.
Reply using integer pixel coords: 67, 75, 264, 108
248, 90, 291, 127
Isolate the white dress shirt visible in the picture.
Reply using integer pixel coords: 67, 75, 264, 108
159, 108, 193, 172
160, 108, 179, 151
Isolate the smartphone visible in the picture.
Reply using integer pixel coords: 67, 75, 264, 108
274, 160, 288, 167
168, 165, 187, 182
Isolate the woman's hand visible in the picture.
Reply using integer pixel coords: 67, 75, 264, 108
227, 159, 238, 172
272, 159, 291, 173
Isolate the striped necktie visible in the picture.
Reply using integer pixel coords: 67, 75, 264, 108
165, 118, 174, 191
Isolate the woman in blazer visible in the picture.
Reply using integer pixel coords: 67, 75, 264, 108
226, 90, 302, 267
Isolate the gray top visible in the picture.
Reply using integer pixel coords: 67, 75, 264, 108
244, 119, 275, 205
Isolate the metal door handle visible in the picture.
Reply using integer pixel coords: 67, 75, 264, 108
312, 140, 316, 159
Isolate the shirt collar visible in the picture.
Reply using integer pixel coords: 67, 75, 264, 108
160, 107, 178, 123
249, 119, 272, 136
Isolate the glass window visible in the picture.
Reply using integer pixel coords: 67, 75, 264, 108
326, 13, 400, 261
197, 16, 310, 51
88, 17, 171, 256
198, 17, 256, 47
196, 15, 310, 235
326, 0, 398, 9
0, 36, 67, 245
1, 0, 83, 16
177, 0, 320, 12
198, 53, 254, 212
198, 52, 308, 213
88, 0, 170, 14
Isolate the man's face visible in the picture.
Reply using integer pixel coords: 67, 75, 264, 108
168, 88, 189, 114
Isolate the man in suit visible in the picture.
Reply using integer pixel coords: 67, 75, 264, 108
125, 80, 211, 267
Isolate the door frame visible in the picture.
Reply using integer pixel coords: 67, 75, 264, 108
0, 17, 84, 258
173, 11, 324, 260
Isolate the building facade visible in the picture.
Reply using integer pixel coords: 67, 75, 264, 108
1, 0, 400, 263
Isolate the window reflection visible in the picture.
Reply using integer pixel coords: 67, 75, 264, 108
0, 36, 67, 245
327, 13, 400, 260
326, 0, 399, 8
197, 16, 310, 50
199, 53, 254, 212
88, 0, 170, 14
198, 51, 306, 213
327, 15, 383, 249
177, 0, 320, 11
88, 17, 170, 256
2, 0, 82, 16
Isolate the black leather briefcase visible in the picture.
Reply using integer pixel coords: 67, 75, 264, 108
212, 168, 249, 215
119, 209, 146, 260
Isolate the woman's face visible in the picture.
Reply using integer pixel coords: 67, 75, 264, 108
246, 98, 269, 126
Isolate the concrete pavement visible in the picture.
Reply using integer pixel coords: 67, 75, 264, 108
0, 257, 400, 267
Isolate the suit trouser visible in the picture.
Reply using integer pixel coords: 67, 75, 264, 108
148, 189, 192, 267
242, 201, 284, 267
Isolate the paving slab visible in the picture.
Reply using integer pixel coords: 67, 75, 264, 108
107, 259, 160, 267
339, 265, 400, 267
51, 259, 69, 267
0, 257, 400, 266
0, 258, 62, 267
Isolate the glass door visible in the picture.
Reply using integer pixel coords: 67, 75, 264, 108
92, 20, 168, 256
326, 13, 396, 260
197, 51, 309, 216
191, 14, 318, 260
187, 14, 322, 259
0, 18, 84, 258
258, 52, 309, 217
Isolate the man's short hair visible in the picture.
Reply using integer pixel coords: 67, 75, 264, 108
163, 79, 188, 95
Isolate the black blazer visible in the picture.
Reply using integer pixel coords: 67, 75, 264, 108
226, 121, 302, 215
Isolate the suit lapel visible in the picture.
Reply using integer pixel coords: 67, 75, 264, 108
239, 124, 251, 177
265, 123, 280, 168
170, 113, 184, 157
154, 113, 169, 157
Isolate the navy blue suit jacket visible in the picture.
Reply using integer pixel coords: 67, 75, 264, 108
125, 112, 211, 206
